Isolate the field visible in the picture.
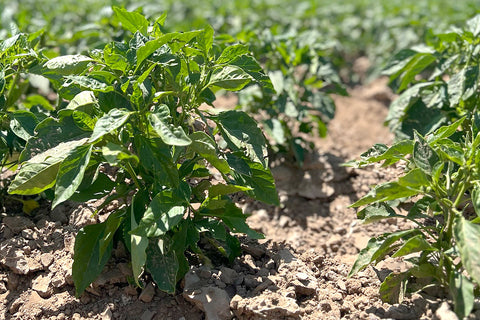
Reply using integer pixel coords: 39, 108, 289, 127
1, 1, 480, 319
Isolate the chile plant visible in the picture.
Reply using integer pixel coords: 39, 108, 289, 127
7, 7, 278, 296
349, 15, 480, 318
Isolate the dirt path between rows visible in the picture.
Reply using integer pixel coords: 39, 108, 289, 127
0, 78, 472, 319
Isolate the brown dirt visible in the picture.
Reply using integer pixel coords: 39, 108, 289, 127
0, 78, 475, 320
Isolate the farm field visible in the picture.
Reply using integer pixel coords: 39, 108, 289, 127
2, 1, 480, 319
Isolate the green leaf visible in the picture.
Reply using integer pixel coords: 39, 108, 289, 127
149, 105, 191, 146
132, 190, 186, 237
73, 221, 113, 297
398, 168, 430, 188
351, 182, 419, 207
216, 44, 250, 64
398, 53, 436, 92
10, 110, 38, 141
349, 229, 421, 276
472, 185, 480, 217
229, 156, 279, 205
427, 117, 465, 143
9, 138, 88, 195
113, 6, 149, 36
52, 144, 93, 208
413, 131, 440, 175
8, 160, 61, 195
99, 210, 125, 258
64, 75, 113, 93
357, 202, 399, 224
130, 193, 148, 287
44, 55, 93, 75
189, 132, 229, 174
145, 240, 178, 294
69, 172, 115, 202
391, 234, 434, 257
216, 110, 267, 168
198, 25, 214, 55
450, 272, 475, 319
89, 109, 131, 142
208, 184, 252, 198
66, 91, 98, 112
208, 65, 253, 91
134, 136, 179, 188
454, 216, 480, 285
379, 271, 410, 304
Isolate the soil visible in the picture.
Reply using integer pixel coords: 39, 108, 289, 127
0, 77, 476, 320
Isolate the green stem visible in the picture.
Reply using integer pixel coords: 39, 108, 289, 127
124, 162, 141, 189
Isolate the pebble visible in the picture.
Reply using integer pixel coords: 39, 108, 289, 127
139, 282, 155, 303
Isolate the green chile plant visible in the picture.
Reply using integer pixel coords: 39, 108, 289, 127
383, 14, 480, 140
7, 7, 279, 296
235, 28, 346, 166
348, 119, 480, 318
348, 16, 480, 317
0, 29, 54, 168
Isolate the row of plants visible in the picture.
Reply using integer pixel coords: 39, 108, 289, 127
3, 0, 479, 162
349, 15, 480, 318
2, 8, 279, 296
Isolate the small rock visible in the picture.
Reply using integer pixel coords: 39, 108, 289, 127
292, 279, 316, 296
21, 229, 36, 240
273, 249, 296, 267
124, 285, 138, 296
40, 253, 54, 268
184, 270, 202, 291
51, 274, 67, 288
278, 216, 290, 228
50, 205, 69, 224
242, 245, 265, 259
199, 268, 212, 279
434, 302, 458, 320
101, 307, 114, 320
32, 274, 53, 298
184, 286, 233, 320
0, 281, 7, 293
220, 267, 238, 285
244, 275, 260, 289
296, 272, 308, 281
140, 310, 156, 320
3, 216, 35, 234
7, 273, 20, 291
139, 282, 156, 303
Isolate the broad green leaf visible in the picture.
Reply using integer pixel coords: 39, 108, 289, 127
89, 109, 131, 142
391, 234, 434, 257
20, 116, 90, 162
131, 206, 148, 287
113, 6, 149, 36
101, 142, 138, 166
198, 25, 214, 55
99, 210, 125, 258
208, 184, 252, 198
103, 42, 130, 72
73, 222, 113, 297
349, 229, 421, 276
10, 110, 38, 141
9, 138, 88, 195
413, 131, 440, 175
52, 144, 93, 208
357, 202, 399, 224
72, 111, 95, 131
462, 66, 479, 100
208, 65, 253, 91
8, 160, 61, 195
379, 271, 410, 304
427, 117, 465, 143
229, 156, 279, 205
398, 53, 436, 92
66, 91, 98, 112
454, 216, 480, 285
217, 44, 250, 64
64, 75, 113, 93
69, 172, 115, 202
145, 240, 178, 293
450, 272, 474, 319
131, 190, 185, 237
398, 168, 429, 188
44, 55, 93, 75
134, 136, 179, 188
200, 201, 263, 239
447, 68, 467, 106
135, 33, 175, 72
189, 132, 229, 174
383, 49, 418, 77
216, 110, 267, 168
351, 182, 419, 207
149, 105, 191, 146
